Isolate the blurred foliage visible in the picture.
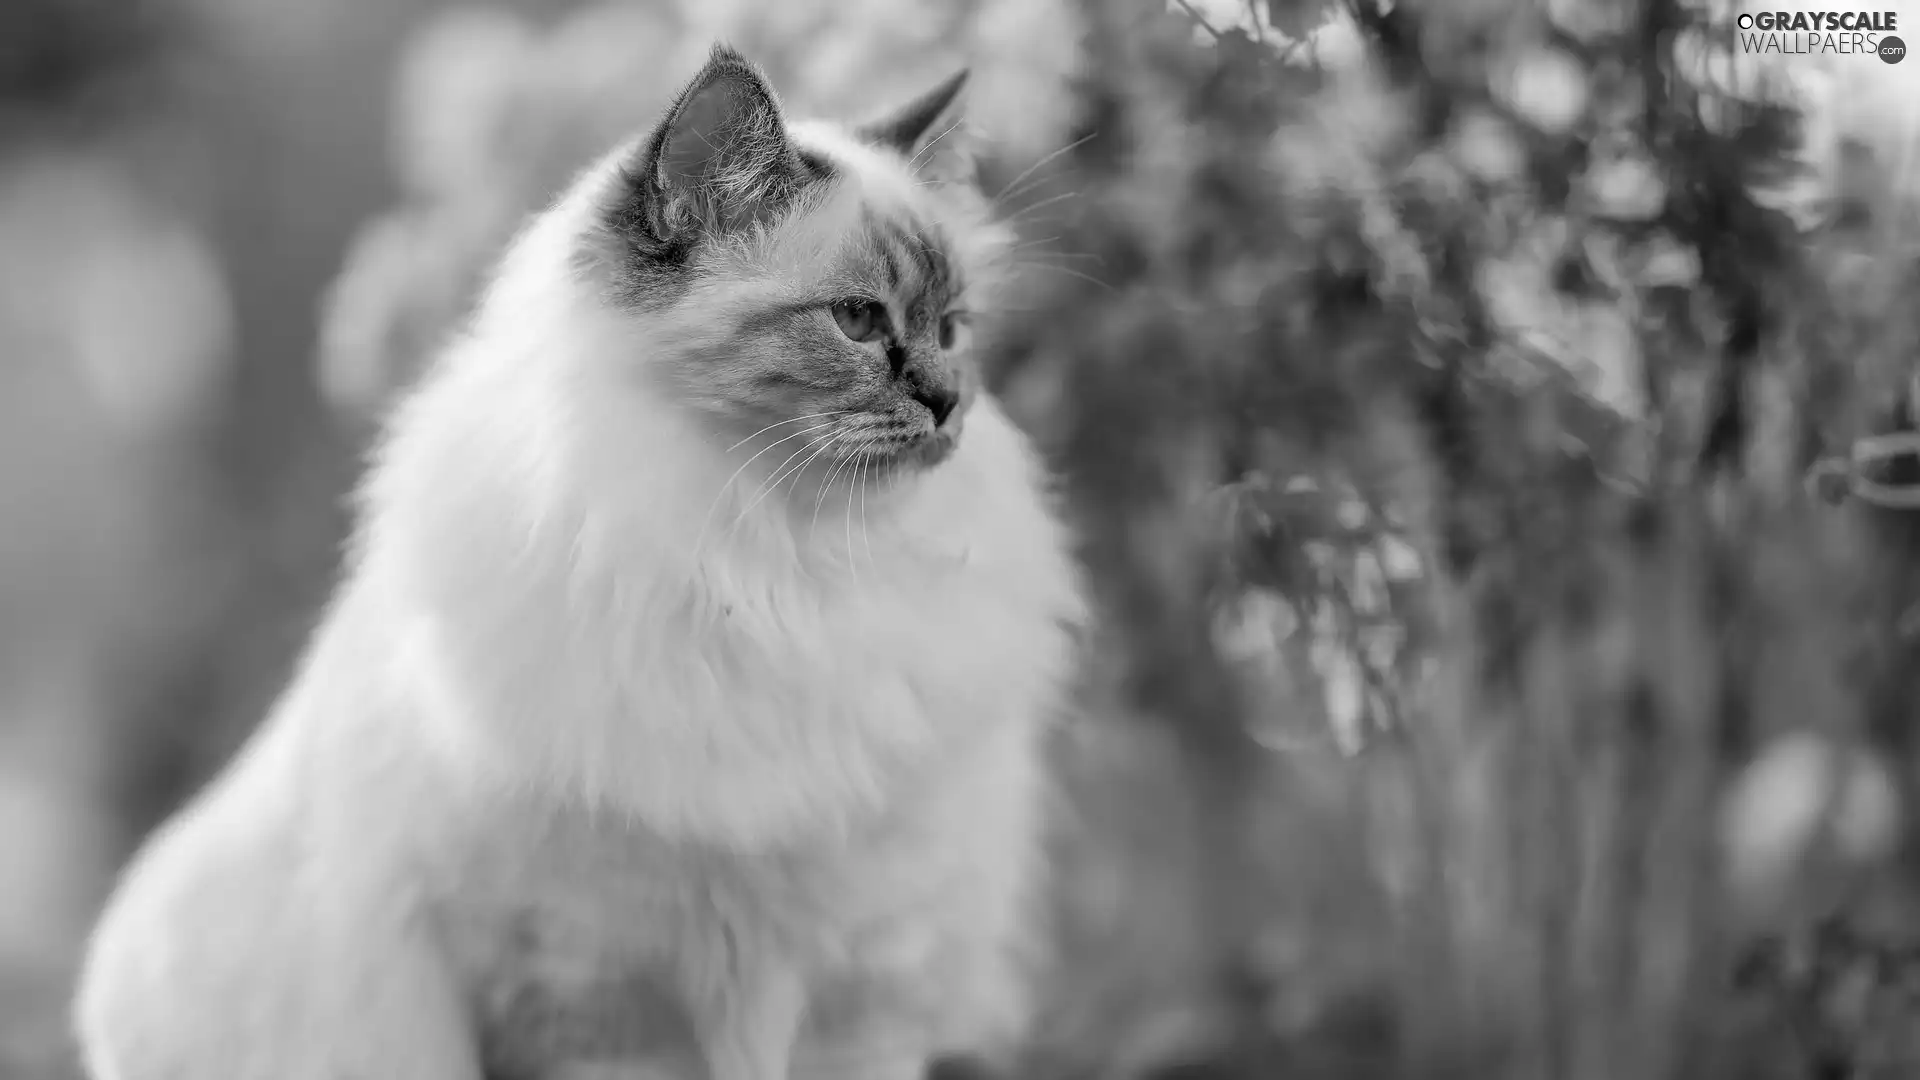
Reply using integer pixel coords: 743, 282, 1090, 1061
986, 1, 1920, 1078
0, 0, 170, 111
6, 0, 1920, 1078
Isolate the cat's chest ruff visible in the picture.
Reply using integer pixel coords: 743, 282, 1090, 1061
686, 534, 1057, 714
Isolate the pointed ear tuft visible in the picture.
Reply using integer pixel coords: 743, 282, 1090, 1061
856, 69, 973, 179
624, 44, 809, 250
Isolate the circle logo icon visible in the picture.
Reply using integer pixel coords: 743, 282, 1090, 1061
1881, 35, 1906, 64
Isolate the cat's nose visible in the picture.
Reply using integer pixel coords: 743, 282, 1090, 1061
914, 384, 959, 427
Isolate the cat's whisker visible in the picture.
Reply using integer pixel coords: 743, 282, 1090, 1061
1002, 233, 1103, 264
1007, 249, 1105, 268
908, 116, 966, 172
1000, 191, 1081, 227
787, 431, 841, 498
777, 429, 844, 512
726, 411, 846, 453
845, 450, 865, 580
992, 132, 1096, 206
693, 419, 843, 559
728, 430, 836, 534
1007, 235, 1065, 252
758, 434, 828, 501
1017, 261, 1114, 292
813, 438, 862, 537
859, 451, 876, 568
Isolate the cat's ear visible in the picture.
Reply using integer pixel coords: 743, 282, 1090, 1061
629, 44, 808, 245
857, 69, 973, 182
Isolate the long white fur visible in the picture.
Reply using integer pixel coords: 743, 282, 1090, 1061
73, 90, 1085, 1080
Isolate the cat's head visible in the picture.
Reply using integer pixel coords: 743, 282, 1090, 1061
582, 44, 1006, 481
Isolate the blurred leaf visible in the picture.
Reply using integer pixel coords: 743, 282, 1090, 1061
1264, 0, 1330, 41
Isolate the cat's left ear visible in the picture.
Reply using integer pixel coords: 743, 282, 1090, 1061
856, 69, 973, 182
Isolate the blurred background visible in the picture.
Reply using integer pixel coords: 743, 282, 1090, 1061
3, 0, 1920, 1077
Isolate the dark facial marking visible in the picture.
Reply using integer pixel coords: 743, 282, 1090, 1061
862, 208, 961, 322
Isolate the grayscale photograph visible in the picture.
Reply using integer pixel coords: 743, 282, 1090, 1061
1, 0, 1918, 1078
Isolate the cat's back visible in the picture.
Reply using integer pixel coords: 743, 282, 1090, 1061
74, 701, 336, 1077
70, 586, 489, 1079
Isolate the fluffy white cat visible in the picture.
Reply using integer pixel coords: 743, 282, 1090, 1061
74, 44, 1085, 1080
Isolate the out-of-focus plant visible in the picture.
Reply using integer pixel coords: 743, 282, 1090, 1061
981, 0, 1920, 1076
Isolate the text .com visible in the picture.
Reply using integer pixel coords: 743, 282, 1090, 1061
1736, 10, 1905, 61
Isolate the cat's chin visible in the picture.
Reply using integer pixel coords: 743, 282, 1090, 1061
822, 432, 958, 496
887, 429, 960, 474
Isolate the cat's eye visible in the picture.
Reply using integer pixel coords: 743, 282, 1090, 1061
938, 312, 969, 351
832, 299, 886, 344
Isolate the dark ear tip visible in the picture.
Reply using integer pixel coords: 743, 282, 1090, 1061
703, 41, 769, 83
854, 65, 974, 158
688, 42, 761, 98
674, 41, 781, 124
936, 68, 970, 103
